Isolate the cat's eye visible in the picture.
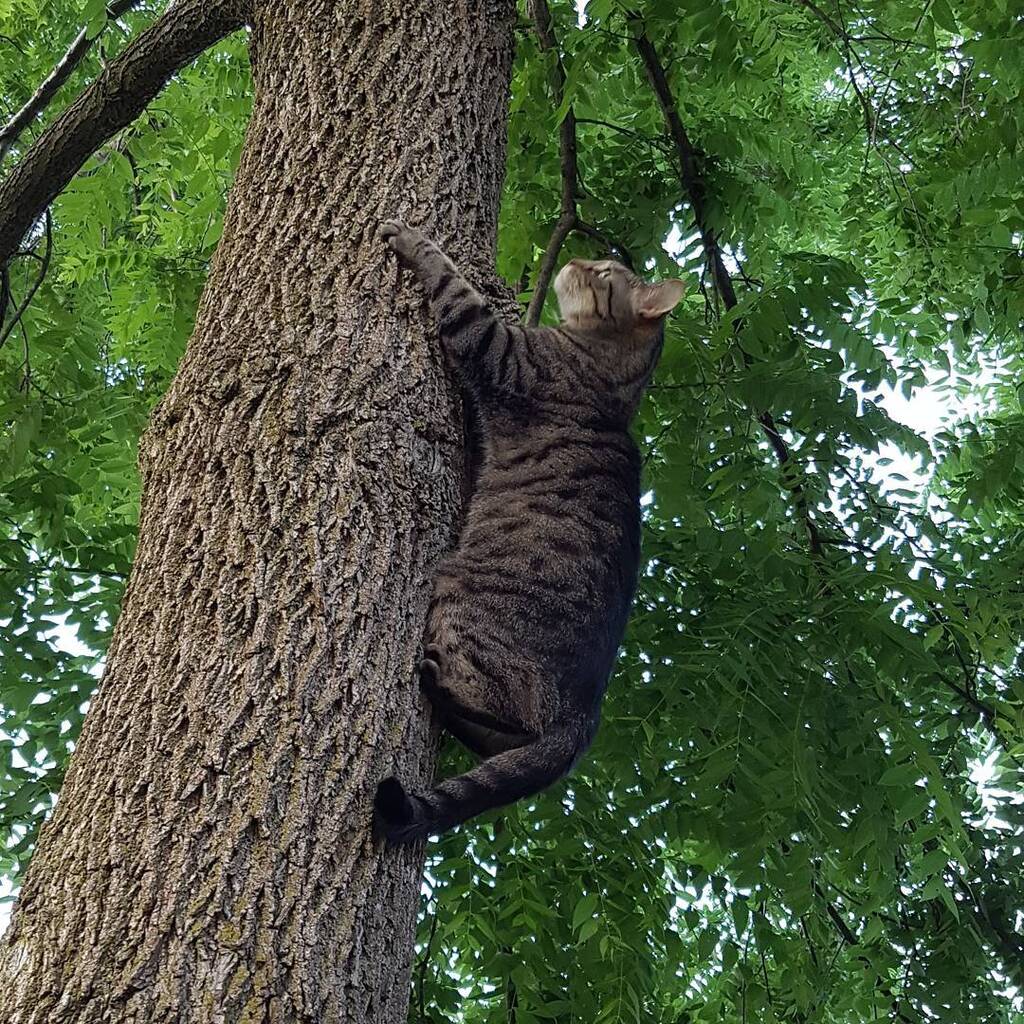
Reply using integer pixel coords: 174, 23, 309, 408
598, 269, 612, 279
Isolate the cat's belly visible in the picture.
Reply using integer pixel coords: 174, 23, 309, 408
428, 456, 641, 689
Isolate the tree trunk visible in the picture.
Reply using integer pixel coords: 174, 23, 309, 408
0, 3, 515, 1021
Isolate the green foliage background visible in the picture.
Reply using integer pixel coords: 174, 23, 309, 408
1, 1, 1022, 1022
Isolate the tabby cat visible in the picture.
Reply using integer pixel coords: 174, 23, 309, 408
374, 219, 684, 843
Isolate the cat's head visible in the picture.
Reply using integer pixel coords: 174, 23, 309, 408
553, 259, 685, 334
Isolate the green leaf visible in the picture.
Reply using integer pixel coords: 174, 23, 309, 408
931, 0, 958, 32
572, 892, 598, 933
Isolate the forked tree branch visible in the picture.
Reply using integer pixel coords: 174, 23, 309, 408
0, 0, 144, 163
524, 0, 580, 327
525, 0, 632, 326
0, 208, 52, 350
0, 0, 248, 266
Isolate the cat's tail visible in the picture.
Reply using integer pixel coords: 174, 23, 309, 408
373, 726, 587, 844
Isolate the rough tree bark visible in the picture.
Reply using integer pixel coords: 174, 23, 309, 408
0, 2, 515, 1021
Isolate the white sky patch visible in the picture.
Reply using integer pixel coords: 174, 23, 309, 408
0, 877, 12, 929
864, 354, 998, 495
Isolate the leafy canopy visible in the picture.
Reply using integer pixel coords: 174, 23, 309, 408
1, 0, 1022, 1022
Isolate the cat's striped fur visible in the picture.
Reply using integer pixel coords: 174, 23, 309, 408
374, 220, 684, 843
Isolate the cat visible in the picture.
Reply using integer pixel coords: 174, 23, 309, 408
374, 219, 684, 843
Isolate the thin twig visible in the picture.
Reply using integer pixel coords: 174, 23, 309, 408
19, 318, 30, 391
799, 916, 820, 968
947, 867, 1024, 968
835, 462, 1023, 763
574, 116, 669, 152
869, 1, 934, 152
525, 0, 579, 327
0, 208, 52, 350
417, 910, 440, 1023
0, 34, 28, 56
0, 262, 10, 326
797, 0, 937, 225
792, 0, 939, 51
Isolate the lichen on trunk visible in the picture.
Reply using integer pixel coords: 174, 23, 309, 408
0, 2, 515, 1021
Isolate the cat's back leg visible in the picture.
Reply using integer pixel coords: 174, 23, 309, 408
419, 650, 517, 732
421, 603, 555, 739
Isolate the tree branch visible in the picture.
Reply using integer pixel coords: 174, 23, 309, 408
632, 23, 824, 557
0, 0, 144, 163
633, 30, 735, 302
806, 878, 918, 1024
0, 0, 247, 266
526, 210, 575, 328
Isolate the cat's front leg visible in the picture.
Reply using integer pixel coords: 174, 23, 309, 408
379, 219, 511, 386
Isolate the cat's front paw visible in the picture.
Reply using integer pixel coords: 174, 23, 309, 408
378, 218, 425, 262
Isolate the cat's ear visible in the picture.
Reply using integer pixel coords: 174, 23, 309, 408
633, 279, 686, 320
